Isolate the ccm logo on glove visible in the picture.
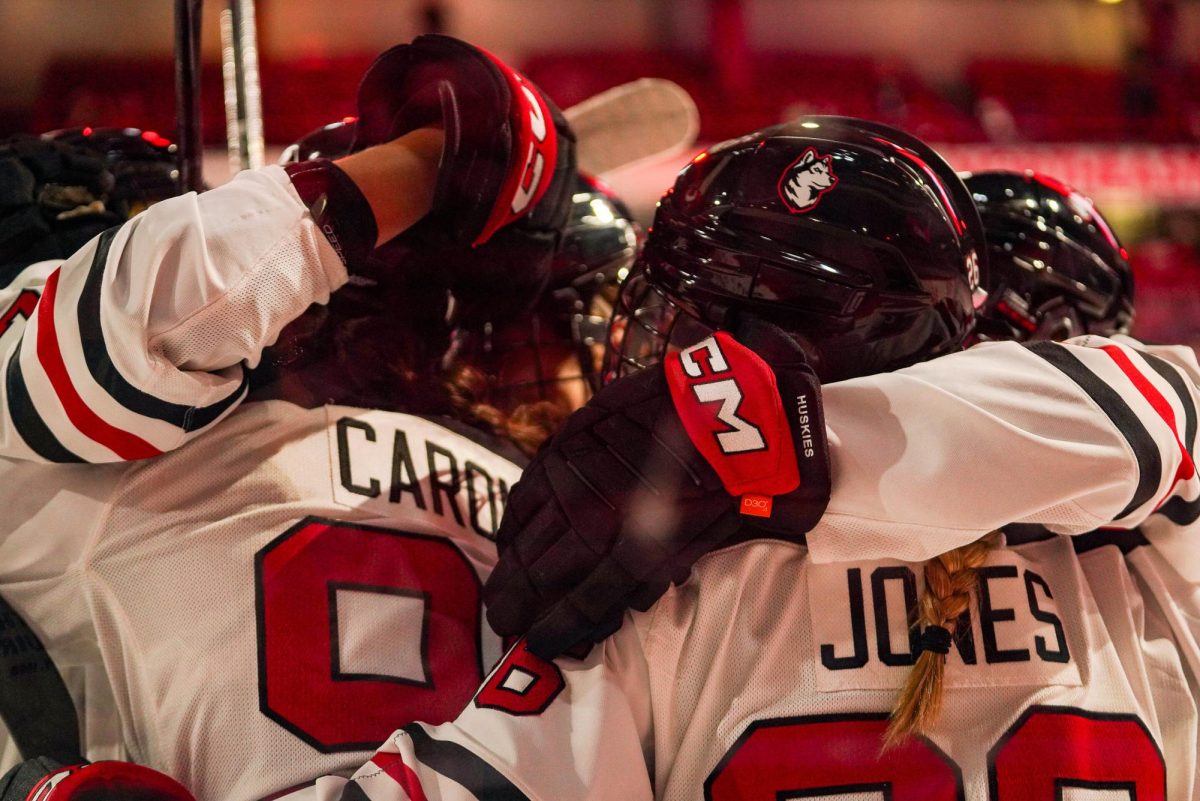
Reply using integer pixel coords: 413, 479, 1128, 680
665, 332, 801, 506
475, 47, 558, 244
510, 84, 548, 215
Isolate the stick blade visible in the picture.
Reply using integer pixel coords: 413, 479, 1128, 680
564, 78, 700, 176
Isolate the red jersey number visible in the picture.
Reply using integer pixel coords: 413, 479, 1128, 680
255, 517, 485, 752
0, 290, 39, 339
705, 715, 961, 801
706, 708, 1164, 801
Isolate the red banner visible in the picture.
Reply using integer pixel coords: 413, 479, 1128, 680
937, 144, 1200, 205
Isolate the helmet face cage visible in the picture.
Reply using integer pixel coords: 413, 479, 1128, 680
457, 173, 641, 408
966, 170, 1134, 344
605, 264, 720, 382
605, 116, 985, 385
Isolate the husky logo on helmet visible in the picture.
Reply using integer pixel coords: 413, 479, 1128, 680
778, 148, 837, 213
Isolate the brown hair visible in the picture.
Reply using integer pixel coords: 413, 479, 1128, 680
441, 363, 567, 457
884, 532, 1001, 750
251, 286, 566, 458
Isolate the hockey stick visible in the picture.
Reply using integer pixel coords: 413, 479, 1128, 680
564, 78, 700, 177
220, 0, 265, 173
174, 0, 204, 193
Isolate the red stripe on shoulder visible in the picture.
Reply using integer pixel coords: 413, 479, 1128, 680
372, 751, 432, 801
1102, 344, 1195, 504
35, 269, 162, 460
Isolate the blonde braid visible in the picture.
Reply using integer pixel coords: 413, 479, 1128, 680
884, 532, 1001, 750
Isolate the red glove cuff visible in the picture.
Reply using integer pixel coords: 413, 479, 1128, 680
664, 331, 801, 501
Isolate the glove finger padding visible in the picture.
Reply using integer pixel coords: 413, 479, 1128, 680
484, 323, 831, 659
483, 365, 742, 649
356, 35, 577, 326
355, 34, 572, 247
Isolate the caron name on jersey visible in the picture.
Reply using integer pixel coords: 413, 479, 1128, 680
807, 549, 1081, 692
325, 407, 520, 542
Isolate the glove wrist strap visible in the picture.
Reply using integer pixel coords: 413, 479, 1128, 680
284, 159, 377, 274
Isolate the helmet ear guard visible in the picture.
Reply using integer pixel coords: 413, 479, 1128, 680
606, 116, 986, 385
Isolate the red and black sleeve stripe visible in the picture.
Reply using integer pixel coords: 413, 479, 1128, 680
1025, 341, 1162, 520
75, 228, 247, 431
1139, 351, 1200, 525
397, 725, 532, 801
5, 346, 81, 462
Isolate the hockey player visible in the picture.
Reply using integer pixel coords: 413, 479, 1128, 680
2, 95, 1190, 801
481, 158, 1167, 659
302, 121, 1199, 800
0, 35, 581, 801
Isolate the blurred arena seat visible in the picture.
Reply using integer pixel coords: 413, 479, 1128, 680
522, 49, 981, 142
28, 51, 1200, 146
32, 54, 368, 146
964, 58, 1195, 142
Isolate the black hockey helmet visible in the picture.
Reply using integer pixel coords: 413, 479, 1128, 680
965, 170, 1133, 342
43, 127, 181, 216
606, 116, 987, 384
455, 171, 640, 407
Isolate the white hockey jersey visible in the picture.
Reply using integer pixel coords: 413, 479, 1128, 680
1, 161, 1198, 800
0, 166, 525, 800
323, 532, 1199, 801
0, 400, 523, 801
297, 337, 1200, 801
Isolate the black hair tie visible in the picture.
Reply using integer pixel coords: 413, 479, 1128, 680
919, 625, 953, 655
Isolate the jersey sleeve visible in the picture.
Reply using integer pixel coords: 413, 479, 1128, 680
0, 165, 348, 463
286, 631, 655, 801
807, 336, 1199, 564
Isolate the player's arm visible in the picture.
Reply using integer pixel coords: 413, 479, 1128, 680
0, 143, 424, 463
808, 335, 1199, 562
0, 35, 573, 464
278, 630, 654, 801
485, 332, 1200, 658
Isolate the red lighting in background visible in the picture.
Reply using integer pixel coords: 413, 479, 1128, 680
342, 116, 358, 125
82, 127, 93, 137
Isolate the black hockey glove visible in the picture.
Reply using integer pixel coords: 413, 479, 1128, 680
0, 758, 195, 801
484, 322, 831, 659
354, 34, 576, 326
0, 136, 122, 285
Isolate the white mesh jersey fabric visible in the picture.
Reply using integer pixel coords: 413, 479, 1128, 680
0, 166, 347, 463
647, 537, 1196, 801
0, 400, 522, 801
375, 535, 1197, 801
808, 337, 1200, 564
